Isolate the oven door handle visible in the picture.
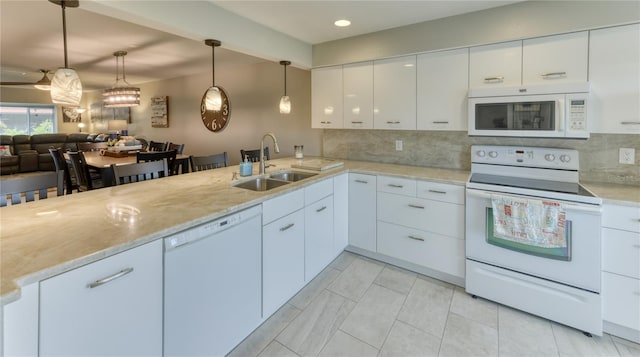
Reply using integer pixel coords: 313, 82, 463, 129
465, 189, 602, 213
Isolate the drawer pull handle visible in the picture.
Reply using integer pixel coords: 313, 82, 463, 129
388, 184, 404, 188
484, 76, 504, 83
428, 189, 447, 194
386, 121, 401, 124
634, 291, 640, 296
633, 244, 640, 249
316, 206, 327, 213
621, 121, 640, 125
408, 204, 425, 209
351, 121, 363, 124
432, 121, 449, 124
354, 179, 368, 184
541, 71, 567, 78
88, 268, 134, 289
320, 121, 332, 124
407, 235, 425, 242
280, 223, 295, 232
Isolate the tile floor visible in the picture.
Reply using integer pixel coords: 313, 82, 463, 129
229, 251, 640, 357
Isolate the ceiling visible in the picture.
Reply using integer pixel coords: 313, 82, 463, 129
0, 0, 521, 92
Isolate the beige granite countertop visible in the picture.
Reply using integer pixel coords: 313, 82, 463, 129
2, 157, 637, 304
0, 157, 469, 304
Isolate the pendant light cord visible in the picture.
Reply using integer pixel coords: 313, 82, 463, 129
211, 45, 215, 86
284, 63, 287, 96
61, 1, 68, 68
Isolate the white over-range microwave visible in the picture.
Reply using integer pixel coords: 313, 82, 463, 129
468, 83, 590, 138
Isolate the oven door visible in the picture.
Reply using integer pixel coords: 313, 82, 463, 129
465, 188, 602, 292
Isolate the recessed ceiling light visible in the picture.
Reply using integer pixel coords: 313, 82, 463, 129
334, 19, 351, 27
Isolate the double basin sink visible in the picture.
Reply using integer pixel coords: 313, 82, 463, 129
233, 170, 317, 191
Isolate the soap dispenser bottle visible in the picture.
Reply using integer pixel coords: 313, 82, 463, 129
240, 156, 252, 176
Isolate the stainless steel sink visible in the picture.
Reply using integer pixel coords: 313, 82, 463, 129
233, 177, 290, 191
269, 171, 317, 182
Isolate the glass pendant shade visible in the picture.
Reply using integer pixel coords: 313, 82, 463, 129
51, 67, 82, 106
279, 95, 291, 114
205, 86, 222, 111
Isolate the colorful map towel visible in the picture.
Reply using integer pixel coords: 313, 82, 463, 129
491, 194, 567, 248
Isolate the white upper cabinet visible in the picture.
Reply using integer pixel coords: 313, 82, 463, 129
469, 40, 522, 88
374, 55, 417, 130
522, 31, 588, 85
588, 24, 640, 133
417, 48, 469, 131
312, 66, 343, 128
343, 61, 374, 129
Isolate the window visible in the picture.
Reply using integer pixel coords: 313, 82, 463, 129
0, 103, 57, 135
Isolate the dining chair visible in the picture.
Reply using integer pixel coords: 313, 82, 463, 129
0, 171, 63, 206
111, 159, 168, 185
49, 147, 78, 194
189, 152, 229, 172
241, 147, 269, 163
137, 150, 178, 175
77, 142, 108, 152
168, 143, 185, 155
67, 151, 104, 191
148, 141, 169, 152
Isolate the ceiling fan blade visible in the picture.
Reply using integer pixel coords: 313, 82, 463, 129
0, 70, 51, 88
0, 81, 38, 85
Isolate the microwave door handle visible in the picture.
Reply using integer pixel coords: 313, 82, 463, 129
557, 98, 565, 132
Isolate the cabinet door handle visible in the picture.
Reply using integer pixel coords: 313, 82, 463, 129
541, 71, 567, 78
407, 235, 425, 242
388, 184, 404, 188
88, 268, 134, 289
316, 206, 327, 213
280, 223, 295, 231
621, 121, 640, 125
432, 121, 449, 124
351, 121, 363, 124
632, 244, 640, 249
483, 76, 504, 83
354, 179, 368, 184
408, 204, 425, 209
386, 121, 401, 124
320, 121, 332, 124
428, 189, 447, 194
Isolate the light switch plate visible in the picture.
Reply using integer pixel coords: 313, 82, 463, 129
619, 148, 635, 164
395, 140, 403, 151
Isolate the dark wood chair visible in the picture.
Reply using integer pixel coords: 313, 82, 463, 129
67, 151, 104, 191
77, 142, 108, 152
189, 152, 229, 172
111, 160, 168, 185
1, 171, 63, 206
168, 143, 185, 154
167, 143, 187, 174
148, 141, 169, 152
49, 147, 78, 194
137, 150, 178, 175
241, 147, 269, 163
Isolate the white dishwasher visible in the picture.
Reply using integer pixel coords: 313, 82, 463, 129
164, 205, 262, 357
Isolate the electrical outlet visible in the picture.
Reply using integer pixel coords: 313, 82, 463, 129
395, 140, 403, 151
619, 148, 636, 164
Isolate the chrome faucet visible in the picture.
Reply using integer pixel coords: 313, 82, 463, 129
260, 132, 280, 174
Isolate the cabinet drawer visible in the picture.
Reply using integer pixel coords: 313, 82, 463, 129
377, 175, 416, 196
377, 192, 464, 239
602, 228, 640, 279
416, 181, 464, 204
603, 204, 640, 232
305, 178, 333, 204
263, 189, 304, 225
377, 221, 465, 278
602, 272, 640, 330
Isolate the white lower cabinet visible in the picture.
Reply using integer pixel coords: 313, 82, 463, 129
305, 195, 335, 281
348, 173, 377, 251
333, 173, 349, 256
601, 203, 640, 343
376, 176, 465, 280
39, 240, 163, 356
263, 207, 305, 317
3, 283, 38, 356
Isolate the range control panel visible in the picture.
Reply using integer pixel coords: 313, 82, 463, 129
471, 145, 579, 170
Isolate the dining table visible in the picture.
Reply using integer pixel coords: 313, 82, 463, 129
71, 151, 189, 187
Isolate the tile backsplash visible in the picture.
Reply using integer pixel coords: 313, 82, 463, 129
322, 130, 640, 186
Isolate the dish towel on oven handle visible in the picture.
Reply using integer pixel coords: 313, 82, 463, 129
491, 194, 567, 248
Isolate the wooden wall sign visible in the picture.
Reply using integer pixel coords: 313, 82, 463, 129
151, 96, 169, 128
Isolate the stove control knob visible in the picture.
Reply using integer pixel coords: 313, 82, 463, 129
476, 150, 486, 158
545, 154, 556, 161
488, 151, 498, 158
560, 154, 571, 163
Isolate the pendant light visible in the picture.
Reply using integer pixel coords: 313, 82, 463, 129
204, 39, 222, 111
279, 60, 291, 114
103, 51, 141, 107
49, 0, 82, 106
